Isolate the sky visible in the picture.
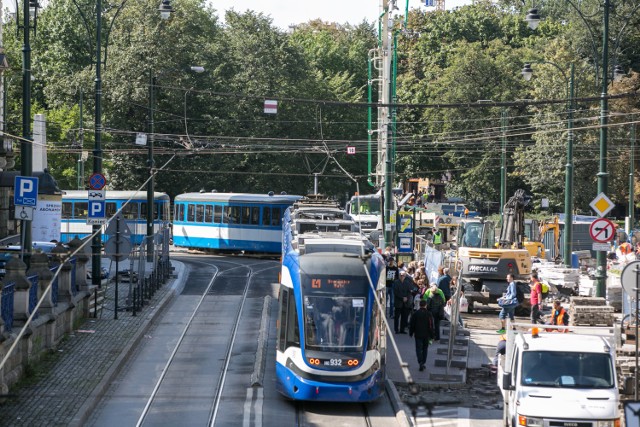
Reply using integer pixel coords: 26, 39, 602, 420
208, 0, 472, 30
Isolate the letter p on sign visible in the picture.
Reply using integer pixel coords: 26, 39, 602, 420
89, 201, 105, 218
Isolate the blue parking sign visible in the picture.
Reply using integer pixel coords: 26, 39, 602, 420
14, 176, 39, 207
87, 200, 106, 224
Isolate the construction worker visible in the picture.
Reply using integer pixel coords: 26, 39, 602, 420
464, 207, 469, 218
433, 228, 442, 248
546, 300, 569, 332
491, 334, 507, 369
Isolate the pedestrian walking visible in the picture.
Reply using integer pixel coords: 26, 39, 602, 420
423, 283, 446, 341
386, 257, 399, 317
529, 271, 543, 324
437, 267, 452, 302
497, 274, 518, 334
409, 299, 435, 372
394, 270, 414, 334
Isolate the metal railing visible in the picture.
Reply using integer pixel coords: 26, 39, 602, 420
28, 275, 39, 319
49, 267, 59, 307
1, 282, 15, 333
70, 259, 78, 297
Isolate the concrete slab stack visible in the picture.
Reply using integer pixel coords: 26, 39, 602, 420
569, 296, 615, 326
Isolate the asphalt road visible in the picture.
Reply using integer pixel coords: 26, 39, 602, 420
87, 254, 400, 427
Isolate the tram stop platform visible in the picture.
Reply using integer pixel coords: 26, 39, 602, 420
385, 316, 498, 387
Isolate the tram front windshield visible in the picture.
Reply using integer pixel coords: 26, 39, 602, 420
302, 276, 367, 352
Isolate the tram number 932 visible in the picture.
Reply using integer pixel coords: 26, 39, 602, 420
308, 358, 359, 367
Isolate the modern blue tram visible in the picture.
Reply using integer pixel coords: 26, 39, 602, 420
61, 190, 171, 244
276, 197, 387, 402
172, 192, 302, 253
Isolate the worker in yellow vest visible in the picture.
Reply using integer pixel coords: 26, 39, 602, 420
433, 228, 442, 248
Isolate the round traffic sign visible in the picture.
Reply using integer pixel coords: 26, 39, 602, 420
105, 236, 132, 262
89, 173, 106, 190
621, 261, 640, 296
589, 218, 616, 243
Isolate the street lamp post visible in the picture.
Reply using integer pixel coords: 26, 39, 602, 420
595, 0, 611, 298
82, 0, 174, 286
146, 63, 202, 262
526, 2, 614, 296
522, 62, 575, 267
16, 0, 39, 263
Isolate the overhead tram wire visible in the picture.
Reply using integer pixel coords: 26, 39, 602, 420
46, 109, 638, 155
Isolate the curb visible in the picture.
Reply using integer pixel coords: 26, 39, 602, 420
69, 260, 188, 427
386, 378, 412, 427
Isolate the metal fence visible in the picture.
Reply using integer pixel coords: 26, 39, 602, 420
28, 275, 39, 319
1, 282, 15, 333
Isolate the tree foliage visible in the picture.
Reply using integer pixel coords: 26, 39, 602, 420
4, 0, 640, 214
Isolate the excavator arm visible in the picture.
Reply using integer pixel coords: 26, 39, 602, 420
498, 189, 529, 249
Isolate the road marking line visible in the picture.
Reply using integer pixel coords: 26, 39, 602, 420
243, 388, 253, 427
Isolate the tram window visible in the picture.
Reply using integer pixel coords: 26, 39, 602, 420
262, 208, 271, 226
272, 207, 282, 226
106, 202, 117, 218
156, 203, 162, 220
286, 289, 300, 347
205, 205, 213, 223
195, 204, 205, 222
164, 203, 170, 221
251, 207, 260, 225
187, 204, 196, 222
176, 204, 185, 222
242, 206, 251, 224
213, 205, 222, 223
61, 202, 72, 219
140, 202, 148, 219
74, 202, 88, 219
123, 202, 138, 219
278, 289, 289, 352
227, 206, 240, 224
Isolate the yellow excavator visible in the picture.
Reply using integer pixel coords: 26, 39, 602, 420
523, 216, 561, 261
455, 189, 532, 313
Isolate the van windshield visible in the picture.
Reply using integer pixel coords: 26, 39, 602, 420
521, 351, 614, 388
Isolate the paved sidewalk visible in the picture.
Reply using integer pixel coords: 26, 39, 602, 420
0, 260, 187, 427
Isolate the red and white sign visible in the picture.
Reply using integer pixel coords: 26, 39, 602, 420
589, 218, 616, 243
346, 146, 356, 155
264, 100, 278, 114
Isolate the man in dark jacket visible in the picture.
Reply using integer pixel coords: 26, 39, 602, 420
409, 299, 435, 371
437, 268, 452, 301
394, 270, 413, 334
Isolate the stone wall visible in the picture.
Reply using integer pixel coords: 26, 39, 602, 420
0, 241, 91, 394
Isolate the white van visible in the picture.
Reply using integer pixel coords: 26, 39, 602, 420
498, 323, 623, 427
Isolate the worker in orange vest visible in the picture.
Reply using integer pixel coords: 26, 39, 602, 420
546, 300, 569, 332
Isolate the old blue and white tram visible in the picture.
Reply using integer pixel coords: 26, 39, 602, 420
172, 192, 301, 253
61, 190, 170, 244
276, 198, 387, 402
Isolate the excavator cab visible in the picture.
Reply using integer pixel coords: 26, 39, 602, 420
456, 219, 495, 249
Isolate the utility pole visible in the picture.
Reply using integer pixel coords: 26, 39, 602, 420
20, 0, 36, 263
77, 88, 84, 190
91, 0, 103, 287
630, 121, 636, 233
595, 0, 610, 298
380, 0, 393, 248
500, 109, 507, 215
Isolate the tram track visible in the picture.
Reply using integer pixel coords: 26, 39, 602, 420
294, 401, 373, 427
133, 256, 279, 427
